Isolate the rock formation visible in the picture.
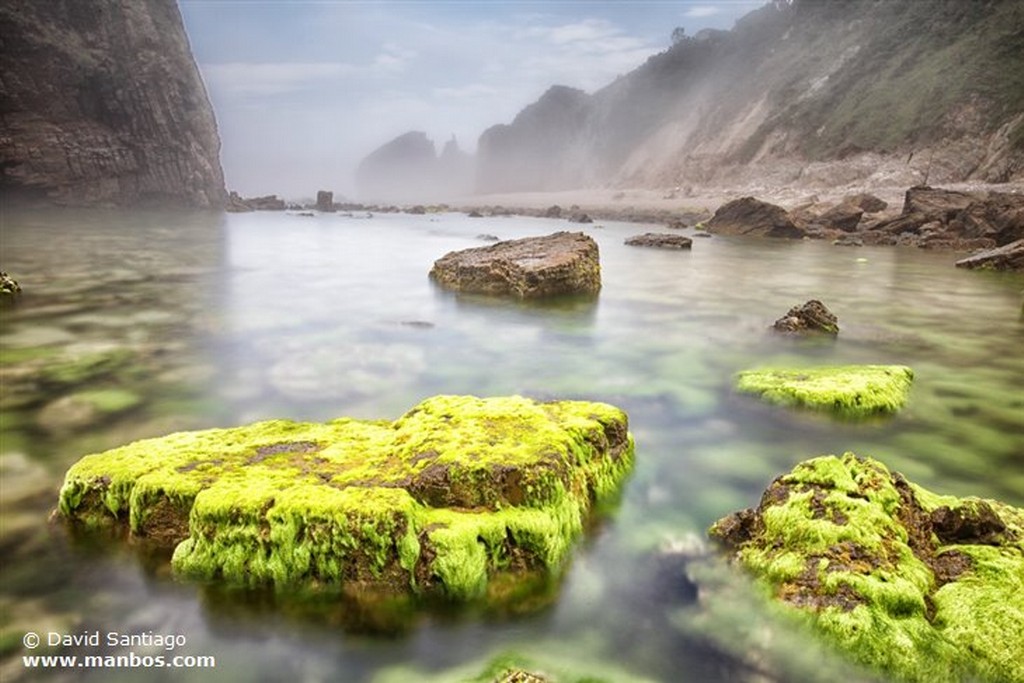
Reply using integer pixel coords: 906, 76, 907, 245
58, 395, 634, 602
705, 197, 804, 238
430, 232, 602, 299
955, 239, 1024, 271
475, 1, 1024, 192
624, 233, 693, 250
355, 131, 471, 203
710, 453, 1024, 683
735, 365, 914, 418
772, 300, 839, 335
0, 0, 226, 207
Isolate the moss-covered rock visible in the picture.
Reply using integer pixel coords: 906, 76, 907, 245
709, 453, 1024, 683
58, 395, 634, 603
735, 365, 913, 418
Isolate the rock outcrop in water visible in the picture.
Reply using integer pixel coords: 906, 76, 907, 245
955, 239, 1024, 272
710, 453, 1024, 683
772, 300, 839, 335
735, 365, 914, 418
705, 197, 804, 239
58, 395, 634, 603
430, 232, 602, 299
0, 0, 226, 207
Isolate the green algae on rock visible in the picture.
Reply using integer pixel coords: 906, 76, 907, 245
735, 365, 913, 417
709, 453, 1024, 683
57, 395, 634, 603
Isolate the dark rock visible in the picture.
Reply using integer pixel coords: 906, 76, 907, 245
543, 205, 563, 218
772, 300, 838, 335
844, 193, 888, 213
902, 185, 981, 218
833, 235, 863, 247
476, 234, 500, 242
408, 205, 426, 215
705, 197, 805, 238
1, 272, 22, 297
430, 231, 601, 299
955, 239, 1024, 271
0, 0, 226, 207
568, 212, 593, 224
818, 203, 864, 232
666, 218, 688, 230
467, 210, 483, 218
624, 233, 693, 250
316, 190, 334, 212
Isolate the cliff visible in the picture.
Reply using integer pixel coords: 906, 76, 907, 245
476, 0, 1024, 193
0, 0, 226, 208
356, 131, 471, 203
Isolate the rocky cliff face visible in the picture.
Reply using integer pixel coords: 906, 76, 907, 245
356, 131, 471, 203
477, 0, 1024, 193
0, 0, 226, 208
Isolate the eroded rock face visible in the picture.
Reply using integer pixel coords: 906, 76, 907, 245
955, 239, 1024, 271
58, 395, 634, 603
0, 0, 226, 207
705, 197, 804, 238
772, 300, 839, 335
429, 232, 601, 299
624, 233, 693, 250
709, 453, 1024, 683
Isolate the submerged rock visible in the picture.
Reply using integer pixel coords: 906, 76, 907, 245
772, 300, 839, 335
735, 365, 913, 418
58, 395, 634, 602
955, 238, 1024, 271
1, 272, 21, 299
429, 232, 601, 299
709, 453, 1024, 683
624, 233, 693, 250
705, 197, 804, 239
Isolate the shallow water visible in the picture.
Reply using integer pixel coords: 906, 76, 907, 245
2, 208, 1022, 682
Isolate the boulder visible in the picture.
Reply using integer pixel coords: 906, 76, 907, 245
624, 233, 693, 250
955, 239, 1024, 271
430, 232, 601, 299
567, 212, 593, 224
735, 365, 914, 418
843, 193, 888, 213
902, 185, 980, 218
58, 395, 634, 601
1, 272, 21, 297
772, 300, 839, 335
316, 190, 334, 212
869, 187, 1024, 248
817, 203, 864, 232
543, 205, 563, 218
705, 197, 804, 238
709, 453, 1024, 683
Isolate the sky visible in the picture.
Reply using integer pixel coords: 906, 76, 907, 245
178, 1, 766, 200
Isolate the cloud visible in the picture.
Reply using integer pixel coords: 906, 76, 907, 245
683, 6, 721, 18
202, 62, 360, 96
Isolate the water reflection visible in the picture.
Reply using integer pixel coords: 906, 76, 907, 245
1, 208, 1022, 681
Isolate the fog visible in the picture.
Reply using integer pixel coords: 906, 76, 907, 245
178, 1, 761, 203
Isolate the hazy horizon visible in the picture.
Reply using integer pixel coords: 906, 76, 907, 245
178, 1, 764, 201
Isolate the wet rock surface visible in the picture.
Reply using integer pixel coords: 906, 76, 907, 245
772, 300, 839, 335
955, 239, 1024, 271
624, 233, 693, 250
735, 365, 914, 418
429, 232, 601, 299
58, 395, 634, 603
709, 453, 1024, 683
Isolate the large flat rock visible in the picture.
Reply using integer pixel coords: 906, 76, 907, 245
736, 365, 913, 418
429, 231, 601, 299
58, 395, 634, 602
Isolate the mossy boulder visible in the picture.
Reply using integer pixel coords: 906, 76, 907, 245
57, 395, 634, 602
709, 453, 1024, 683
736, 365, 913, 418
